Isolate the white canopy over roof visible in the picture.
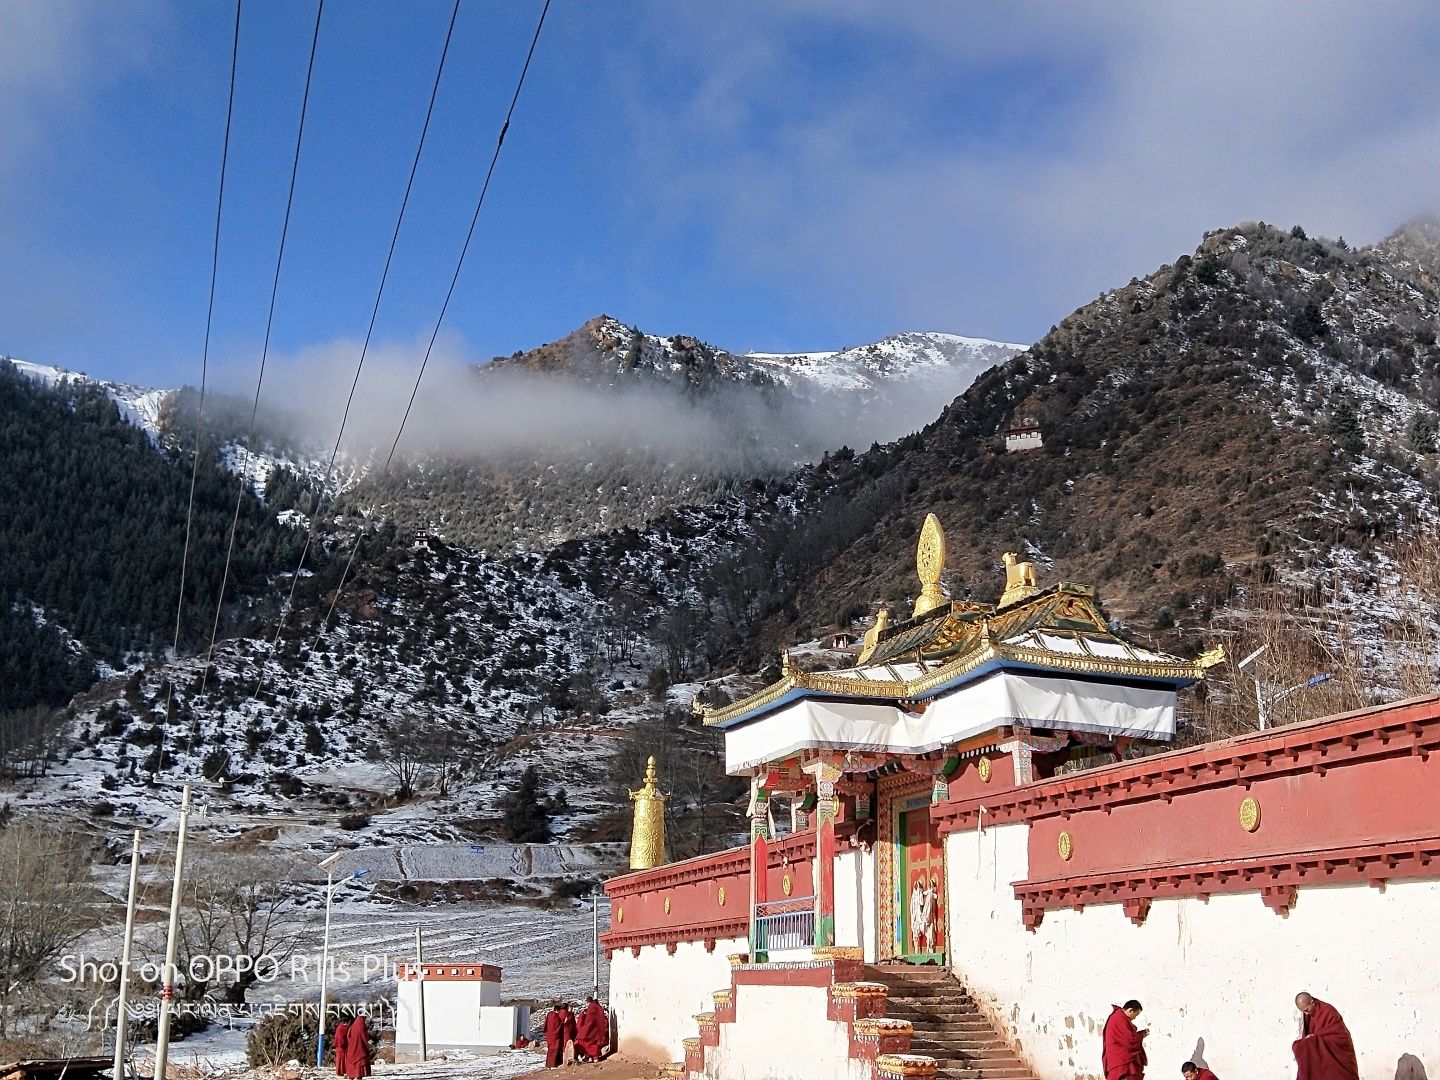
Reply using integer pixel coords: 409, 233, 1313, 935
724, 670, 1175, 774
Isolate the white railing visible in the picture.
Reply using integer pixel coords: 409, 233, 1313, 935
752, 896, 816, 953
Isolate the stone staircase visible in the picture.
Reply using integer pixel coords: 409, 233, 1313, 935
867, 966, 1037, 1080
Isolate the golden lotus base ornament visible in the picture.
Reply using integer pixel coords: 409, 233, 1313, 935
876, 1053, 939, 1078
1239, 795, 1262, 832
813, 945, 864, 963
1057, 831, 1074, 860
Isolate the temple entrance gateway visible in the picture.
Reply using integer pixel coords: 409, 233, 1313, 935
900, 805, 945, 963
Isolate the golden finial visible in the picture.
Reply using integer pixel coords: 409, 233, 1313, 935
998, 551, 1040, 608
912, 514, 948, 618
628, 755, 668, 870
857, 607, 890, 664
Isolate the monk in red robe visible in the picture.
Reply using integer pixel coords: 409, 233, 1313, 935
1103, 1000, 1148, 1080
1293, 993, 1359, 1080
574, 996, 607, 1062
1182, 1061, 1218, 1080
342, 1013, 372, 1079
331, 1017, 351, 1076
544, 1001, 576, 1068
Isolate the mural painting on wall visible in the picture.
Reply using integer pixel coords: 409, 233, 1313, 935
901, 798, 946, 963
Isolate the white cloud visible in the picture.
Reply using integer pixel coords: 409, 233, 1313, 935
613, 1, 1440, 342
0, 1, 166, 184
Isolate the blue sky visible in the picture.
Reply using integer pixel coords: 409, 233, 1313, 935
1, 1, 1436, 389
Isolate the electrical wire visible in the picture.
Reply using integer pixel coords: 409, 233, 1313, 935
191, 0, 327, 728
308, 0, 552, 658
154, 0, 243, 779
246, 0, 463, 707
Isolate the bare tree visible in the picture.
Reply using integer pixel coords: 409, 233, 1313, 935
1188, 587, 1369, 742
1384, 525, 1440, 697
0, 707, 63, 779
0, 821, 95, 1036
379, 714, 428, 800
171, 847, 302, 1004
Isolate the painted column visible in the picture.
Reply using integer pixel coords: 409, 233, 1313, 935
806, 759, 843, 949
748, 780, 771, 962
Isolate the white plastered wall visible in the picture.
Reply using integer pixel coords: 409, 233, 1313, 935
946, 822, 1440, 1080
608, 938, 744, 1062
394, 980, 519, 1056
834, 847, 878, 962
703, 984, 871, 1080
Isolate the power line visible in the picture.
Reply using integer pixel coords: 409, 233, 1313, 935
247, 0, 464, 707
191, 0, 327, 728
307, 0, 552, 658
154, 0, 243, 779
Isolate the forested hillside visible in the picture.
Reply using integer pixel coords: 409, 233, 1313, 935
0, 365, 315, 709
723, 221, 1440, 676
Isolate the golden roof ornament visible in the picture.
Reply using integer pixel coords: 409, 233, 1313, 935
857, 607, 890, 664
912, 514, 948, 618
628, 755, 668, 870
1196, 643, 1227, 670
998, 551, 1040, 608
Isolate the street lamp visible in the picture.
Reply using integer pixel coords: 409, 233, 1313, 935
1238, 646, 1331, 728
316, 854, 370, 1068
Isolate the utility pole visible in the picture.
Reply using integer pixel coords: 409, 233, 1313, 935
111, 830, 142, 1080
415, 926, 427, 1063
153, 785, 192, 1080
591, 887, 600, 1000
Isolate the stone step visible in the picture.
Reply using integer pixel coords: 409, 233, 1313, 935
887, 996, 979, 1008
910, 1036, 1010, 1052
886, 1003, 984, 1018
886, 998, 982, 1009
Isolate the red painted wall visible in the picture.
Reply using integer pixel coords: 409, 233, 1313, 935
603, 831, 821, 951
931, 694, 1440, 920
1027, 750, 1437, 881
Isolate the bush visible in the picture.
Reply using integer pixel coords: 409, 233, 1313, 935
89, 800, 115, 817
338, 814, 371, 831
246, 1011, 316, 1068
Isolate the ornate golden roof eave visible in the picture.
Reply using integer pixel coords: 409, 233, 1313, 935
698, 642, 1211, 728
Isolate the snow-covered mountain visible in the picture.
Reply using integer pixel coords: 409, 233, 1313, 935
3, 356, 173, 439
745, 330, 1025, 395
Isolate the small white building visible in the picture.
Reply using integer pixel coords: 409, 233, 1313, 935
394, 962, 528, 1059
1004, 421, 1042, 452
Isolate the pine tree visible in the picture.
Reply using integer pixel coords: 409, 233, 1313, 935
1408, 412, 1438, 455
1327, 395, 1365, 454
500, 764, 553, 843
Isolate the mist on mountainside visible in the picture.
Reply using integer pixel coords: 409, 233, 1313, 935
206, 324, 1025, 475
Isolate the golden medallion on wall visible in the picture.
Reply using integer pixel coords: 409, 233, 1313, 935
1057, 831, 1074, 861
617, 906, 624, 924
782, 874, 793, 896
717, 886, 726, 907
1239, 796, 1261, 832
664, 896, 671, 915
977, 757, 992, 783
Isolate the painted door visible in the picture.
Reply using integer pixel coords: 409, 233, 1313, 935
899, 807, 945, 963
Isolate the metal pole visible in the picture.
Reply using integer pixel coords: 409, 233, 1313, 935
592, 889, 599, 1000
415, 925, 427, 1063
154, 784, 192, 1080
111, 830, 142, 1080
316, 868, 335, 1068
1255, 677, 1268, 730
